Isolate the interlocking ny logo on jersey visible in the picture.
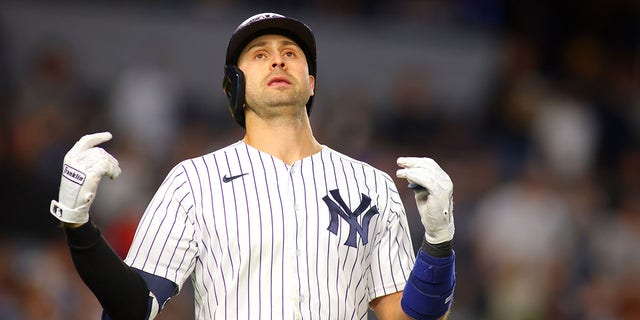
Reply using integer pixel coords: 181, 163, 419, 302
323, 189, 379, 248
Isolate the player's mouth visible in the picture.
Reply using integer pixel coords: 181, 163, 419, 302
268, 76, 291, 87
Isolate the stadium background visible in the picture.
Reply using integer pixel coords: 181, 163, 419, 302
0, 0, 638, 319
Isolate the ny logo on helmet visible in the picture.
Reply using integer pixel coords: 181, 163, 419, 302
239, 13, 284, 29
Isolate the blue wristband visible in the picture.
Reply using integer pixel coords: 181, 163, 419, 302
401, 249, 456, 320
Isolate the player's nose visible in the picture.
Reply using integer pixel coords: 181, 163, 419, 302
270, 56, 286, 70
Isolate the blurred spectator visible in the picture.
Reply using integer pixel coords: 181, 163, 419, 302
91, 137, 155, 225
109, 49, 182, 163
317, 85, 376, 161
2, 39, 89, 238
471, 159, 575, 319
0, 238, 103, 319
593, 51, 639, 187
531, 89, 598, 183
482, 31, 547, 181
584, 190, 640, 319
374, 65, 443, 153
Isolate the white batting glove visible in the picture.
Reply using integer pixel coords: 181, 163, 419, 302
50, 132, 121, 224
396, 157, 454, 244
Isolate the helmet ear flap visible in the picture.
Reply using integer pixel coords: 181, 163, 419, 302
223, 64, 247, 128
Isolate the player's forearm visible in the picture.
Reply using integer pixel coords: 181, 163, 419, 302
400, 239, 455, 320
392, 304, 450, 320
64, 220, 150, 319
372, 238, 454, 320
400, 305, 451, 320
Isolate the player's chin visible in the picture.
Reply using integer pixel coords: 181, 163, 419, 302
266, 94, 308, 108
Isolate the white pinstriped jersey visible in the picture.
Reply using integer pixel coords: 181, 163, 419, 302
124, 141, 416, 319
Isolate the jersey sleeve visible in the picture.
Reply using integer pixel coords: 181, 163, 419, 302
125, 163, 200, 291
367, 176, 416, 301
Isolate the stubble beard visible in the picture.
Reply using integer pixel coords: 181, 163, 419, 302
246, 85, 310, 122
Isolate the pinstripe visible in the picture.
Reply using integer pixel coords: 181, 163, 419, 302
211, 152, 228, 317
299, 159, 313, 320
344, 160, 360, 313
257, 150, 275, 318
128, 170, 182, 263
327, 151, 342, 318
270, 155, 283, 317
224, 149, 242, 319
168, 208, 195, 278
355, 162, 372, 303
311, 156, 322, 320
245, 144, 263, 319
124, 142, 415, 319
349, 157, 367, 315
148, 185, 187, 273
153, 192, 190, 274
292, 167, 302, 315
166, 160, 199, 279
198, 156, 220, 307
320, 151, 333, 319
380, 180, 397, 293
232, 148, 250, 319
214, 152, 233, 319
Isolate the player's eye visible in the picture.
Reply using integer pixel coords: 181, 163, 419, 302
283, 50, 296, 58
253, 50, 269, 60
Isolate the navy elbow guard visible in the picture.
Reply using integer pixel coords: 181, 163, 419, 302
401, 249, 456, 320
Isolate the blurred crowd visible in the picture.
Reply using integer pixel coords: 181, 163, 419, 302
0, 0, 638, 319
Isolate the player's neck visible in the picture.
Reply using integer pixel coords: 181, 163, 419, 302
243, 114, 322, 165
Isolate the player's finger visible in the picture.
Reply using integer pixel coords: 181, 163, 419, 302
397, 167, 443, 193
70, 132, 113, 153
407, 183, 427, 191
398, 157, 450, 181
84, 147, 121, 179
397, 157, 438, 169
96, 148, 121, 179
397, 168, 428, 189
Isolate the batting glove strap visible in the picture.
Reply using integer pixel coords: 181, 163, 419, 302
401, 249, 456, 320
422, 238, 453, 258
50, 199, 89, 224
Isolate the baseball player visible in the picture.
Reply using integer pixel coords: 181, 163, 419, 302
50, 13, 456, 320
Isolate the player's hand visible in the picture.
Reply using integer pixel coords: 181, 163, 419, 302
396, 157, 454, 244
50, 132, 121, 224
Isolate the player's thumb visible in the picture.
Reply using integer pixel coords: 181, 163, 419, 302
107, 160, 122, 179
104, 156, 121, 179
95, 149, 121, 179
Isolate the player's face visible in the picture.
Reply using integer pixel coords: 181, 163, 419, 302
237, 34, 315, 117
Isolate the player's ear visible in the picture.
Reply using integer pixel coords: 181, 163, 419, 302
308, 74, 315, 96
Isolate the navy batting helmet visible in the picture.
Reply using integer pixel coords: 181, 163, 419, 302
223, 13, 317, 128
